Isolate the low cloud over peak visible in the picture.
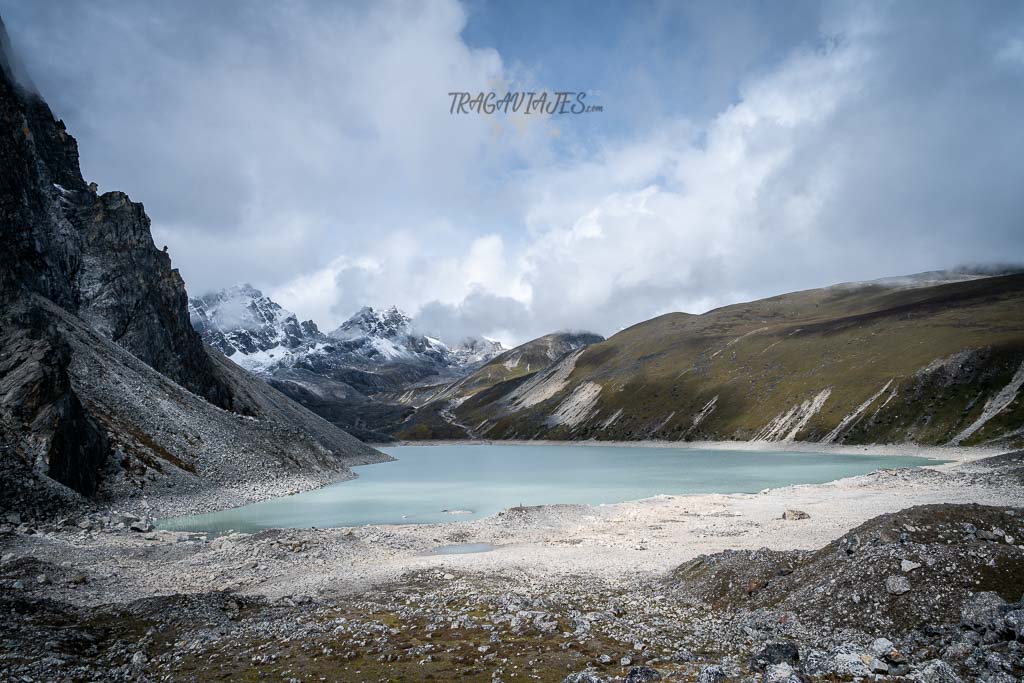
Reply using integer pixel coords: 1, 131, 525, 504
3, 1, 1023, 345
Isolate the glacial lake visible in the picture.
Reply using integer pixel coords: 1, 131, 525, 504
158, 444, 939, 534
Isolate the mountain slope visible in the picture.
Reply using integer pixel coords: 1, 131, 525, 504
430, 273, 1024, 446
394, 331, 604, 439
0, 18, 383, 519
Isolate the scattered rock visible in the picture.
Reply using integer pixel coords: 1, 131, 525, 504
563, 670, 606, 683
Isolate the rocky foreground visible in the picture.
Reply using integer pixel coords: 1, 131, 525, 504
1, 453, 1023, 682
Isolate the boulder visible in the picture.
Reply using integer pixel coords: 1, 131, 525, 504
563, 670, 606, 683
130, 519, 154, 533
624, 666, 661, 683
960, 592, 1008, 632
870, 637, 894, 658
1003, 609, 1024, 640
900, 559, 922, 572
917, 659, 963, 682
751, 642, 800, 670
763, 663, 802, 683
804, 646, 870, 678
782, 509, 810, 521
697, 665, 726, 683
885, 575, 911, 595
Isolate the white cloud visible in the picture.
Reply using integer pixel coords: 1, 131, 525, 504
6, 1, 1023, 346
402, 4, 1024, 343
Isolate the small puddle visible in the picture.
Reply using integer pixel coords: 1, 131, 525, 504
430, 543, 495, 555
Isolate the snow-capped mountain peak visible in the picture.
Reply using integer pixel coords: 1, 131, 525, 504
329, 305, 411, 340
189, 284, 322, 372
188, 287, 505, 378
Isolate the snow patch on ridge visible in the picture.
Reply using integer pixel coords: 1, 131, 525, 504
547, 381, 602, 427
691, 396, 718, 429
949, 361, 1024, 445
650, 411, 676, 434
821, 380, 893, 444
600, 408, 624, 430
755, 388, 832, 442
711, 327, 769, 359
504, 348, 586, 411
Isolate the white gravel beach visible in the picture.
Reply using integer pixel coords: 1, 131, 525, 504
2, 442, 1019, 607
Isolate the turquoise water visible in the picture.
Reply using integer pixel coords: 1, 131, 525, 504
158, 444, 938, 533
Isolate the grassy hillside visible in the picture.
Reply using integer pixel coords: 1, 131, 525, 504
393, 332, 603, 439
405, 273, 1024, 446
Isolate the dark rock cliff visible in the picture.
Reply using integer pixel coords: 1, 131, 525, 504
0, 17, 384, 515
0, 16, 229, 408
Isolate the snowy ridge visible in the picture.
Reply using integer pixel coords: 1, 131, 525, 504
189, 285, 504, 377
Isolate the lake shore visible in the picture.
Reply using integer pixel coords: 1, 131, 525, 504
381, 437, 1005, 464
3, 446, 1019, 604
3, 448, 1021, 681
147, 439, 997, 520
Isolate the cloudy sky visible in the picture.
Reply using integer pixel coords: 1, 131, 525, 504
2, 1, 1023, 345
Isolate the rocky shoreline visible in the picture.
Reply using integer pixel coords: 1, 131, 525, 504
2, 450, 1023, 681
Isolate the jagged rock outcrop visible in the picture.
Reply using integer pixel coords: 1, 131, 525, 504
0, 17, 384, 517
0, 21, 228, 408
0, 305, 107, 517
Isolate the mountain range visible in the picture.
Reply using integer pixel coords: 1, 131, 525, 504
188, 284, 504, 441
188, 272, 1024, 449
